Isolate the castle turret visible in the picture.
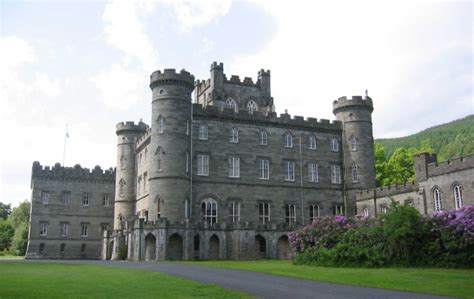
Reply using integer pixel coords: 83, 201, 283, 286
333, 95, 376, 215
148, 69, 195, 223
114, 121, 148, 230
257, 69, 271, 97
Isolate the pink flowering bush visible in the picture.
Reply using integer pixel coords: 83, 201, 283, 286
290, 204, 474, 268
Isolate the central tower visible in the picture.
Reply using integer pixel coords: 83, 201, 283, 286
148, 69, 195, 223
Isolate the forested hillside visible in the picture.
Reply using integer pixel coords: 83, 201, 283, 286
376, 115, 474, 160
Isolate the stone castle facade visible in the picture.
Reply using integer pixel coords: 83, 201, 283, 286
25, 62, 472, 261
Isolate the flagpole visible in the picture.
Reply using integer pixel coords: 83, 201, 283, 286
62, 124, 68, 166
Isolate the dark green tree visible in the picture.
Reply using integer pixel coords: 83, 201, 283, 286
0, 220, 14, 251
11, 222, 29, 256
0, 202, 12, 220
10, 201, 30, 228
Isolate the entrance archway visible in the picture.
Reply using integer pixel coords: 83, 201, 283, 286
255, 234, 266, 259
167, 233, 183, 260
193, 235, 200, 260
277, 235, 290, 259
209, 235, 220, 259
145, 233, 156, 261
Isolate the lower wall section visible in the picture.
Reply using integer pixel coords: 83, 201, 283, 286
26, 239, 102, 259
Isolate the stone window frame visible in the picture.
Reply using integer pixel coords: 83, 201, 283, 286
41, 191, 50, 205
39, 221, 48, 237
229, 127, 239, 143
349, 135, 357, 151
156, 146, 164, 172
309, 204, 320, 222
197, 153, 209, 176
100, 223, 109, 232
351, 163, 359, 183
453, 183, 463, 210
363, 207, 369, 217
308, 162, 319, 183
380, 205, 388, 215
259, 130, 268, 146
258, 202, 271, 224
102, 194, 110, 207
119, 179, 126, 197
283, 160, 295, 181
284, 132, 293, 148
120, 155, 126, 170
247, 100, 258, 114
228, 156, 240, 178
308, 135, 317, 150
81, 223, 89, 238
228, 201, 241, 223
331, 138, 339, 152
157, 115, 165, 134
59, 222, 69, 237
285, 203, 297, 226
331, 164, 341, 184
82, 193, 90, 207
433, 187, 442, 212
201, 197, 218, 224
198, 124, 208, 141
226, 97, 238, 112
61, 191, 70, 205
333, 204, 344, 215
258, 158, 270, 180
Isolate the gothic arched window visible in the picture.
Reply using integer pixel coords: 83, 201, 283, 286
350, 136, 357, 151
247, 100, 258, 114
119, 179, 126, 197
156, 147, 164, 171
201, 198, 218, 224
433, 188, 442, 212
285, 132, 293, 148
260, 130, 268, 145
229, 127, 239, 143
309, 135, 317, 150
453, 184, 463, 209
351, 163, 359, 183
226, 98, 237, 112
120, 155, 126, 169
158, 115, 164, 134
199, 124, 208, 140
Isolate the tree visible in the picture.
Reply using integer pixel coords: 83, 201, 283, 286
10, 201, 30, 228
0, 202, 12, 220
374, 142, 388, 187
0, 220, 14, 251
11, 222, 29, 256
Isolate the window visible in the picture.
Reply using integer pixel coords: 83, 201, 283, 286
144, 210, 149, 222
199, 124, 208, 140
309, 205, 320, 222
40, 222, 48, 236
351, 164, 359, 183
229, 202, 240, 222
144, 148, 148, 162
350, 136, 357, 151
284, 160, 295, 181
285, 133, 293, 148
434, 188, 442, 212
82, 194, 89, 206
333, 205, 343, 215
101, 224, 109, 231
226, 98, 237, 112
60, 243, 65, 255
259, 203, 270, 224
309, 135, 317, 150
331, 138, 339, 152
39, 243, 45, 255
285, 204, 296, 226
102, 194, 110, 206
258, 159, 270, 180
197, 154, 209, 176
120, 155, 126, 169
228, 157, 240, 178
139, 153, 142, 166
363, 208, 369, 217
119, 179, 126, 197
60, 223, 69, 237
143, 172, 147, 191
229, 127, 239, 143
186, 152, 189, 173
61, 192, 70, 205
453, 184, 463, 209
259, 130, 268, 145
308, 163, 319, 182
81, 244, 86, 255
81, 224, 88, 237
186, 120, 190, 135
381, 205, 388, 215
247, 100, 258, 114
156, 197, 162, 218
331, 165, 341, 184
137, 177, 142, 196
158, 115, 164, 134
201, 198, 218, 224
41, 191, 49, 205
156, 147, 164, 171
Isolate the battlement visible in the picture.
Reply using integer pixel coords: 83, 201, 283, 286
116, 121, 149, 135
427, 154, 474, 177
32, 161, 115, 183
258, 69, 270, 77
356, 181, 419, 201
149, 68, 195, 90
135, 127, 152, 150
210, 61, 223, 70
332, 95, 373, 113
192, 103, 342, 131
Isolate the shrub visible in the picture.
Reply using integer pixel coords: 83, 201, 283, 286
11, 222, 28, 256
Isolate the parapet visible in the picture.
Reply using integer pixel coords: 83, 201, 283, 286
210, 61, 223, 71
427, 154, 474, 177
32, 161, 115, 184
332, 95, 373, 114
258, 69, 270, 77
192, 103, 342, 131
149, 68, 195, 90
135, 127, 152, 151
116, 121, 149, 136
356, 181, 419, 201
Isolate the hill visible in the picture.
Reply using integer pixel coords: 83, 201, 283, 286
376, 114, 474, 160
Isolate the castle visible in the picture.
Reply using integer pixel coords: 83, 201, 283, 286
25, 62, 473, 260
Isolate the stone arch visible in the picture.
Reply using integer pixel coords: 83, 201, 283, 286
167, 233, 183, 260
193, 234, 200, 260
209, 234, 220, 260
255, 234, 266, 259
145, 233, 157, 261
277, 235, 290, 259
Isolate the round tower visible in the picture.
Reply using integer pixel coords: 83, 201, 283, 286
114, 121, 148, 230
333, 95, 376, 214
148, 69, 195, 223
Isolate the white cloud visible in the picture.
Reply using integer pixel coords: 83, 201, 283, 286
33, 73, 62, 97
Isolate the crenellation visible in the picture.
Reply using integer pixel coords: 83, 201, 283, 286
32, 162, 115, 183
332, 95, 374, 113
427, 154, 474, 177
150, 68, 195, 89
356, 181, 418, 201
116, 121, 149, 135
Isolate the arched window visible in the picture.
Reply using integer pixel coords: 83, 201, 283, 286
331, 138, 339, 152
247, 100, 258, 114
453, 184, 463, 209
285, 204, 296, 226
158, 115, 164, 134
120, 155, 126, 169
309, 204, 319, 223
229, 127, 239, 143
137, 176, 142, 195
285, 132, 293, 148
119, 179, 126, 197
60, 243, 65, 255
226, 98, 237, 112
363, 208, 369, 217
350, 136, 357, 151
260, 130, 268, 145
309, 135, 317, 150
351, 164, 359, 183
201, 198, 218, 224
199, 124, 208, 140
433, 188, 442, 212
156, 197, 162, 218
156, 147, 164, 171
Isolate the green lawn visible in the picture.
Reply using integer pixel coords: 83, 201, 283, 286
0, 262, 251, 299
0, 254, 23, 259
181, 260, 474, 298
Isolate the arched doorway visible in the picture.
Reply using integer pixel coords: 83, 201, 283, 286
255, 235, 266, 259
209, 235, 220, 260
193, 235, 200, 260
145, 233, 156, 261
107, 241, 114, 260
167, 233, 183, 260
277, 235, 290, 259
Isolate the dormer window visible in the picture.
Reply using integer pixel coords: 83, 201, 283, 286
247, 100, 258, 115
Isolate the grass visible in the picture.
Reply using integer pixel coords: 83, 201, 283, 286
181, 260, 474, 298
0, 254, 23, 259
0, 262, 251, 299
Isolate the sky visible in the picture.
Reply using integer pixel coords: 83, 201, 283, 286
0, 0, 472, 207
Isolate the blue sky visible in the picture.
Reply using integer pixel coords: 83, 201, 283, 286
0, 0, 472, 206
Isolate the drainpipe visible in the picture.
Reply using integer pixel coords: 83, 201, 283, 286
299, 131, 304, 225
